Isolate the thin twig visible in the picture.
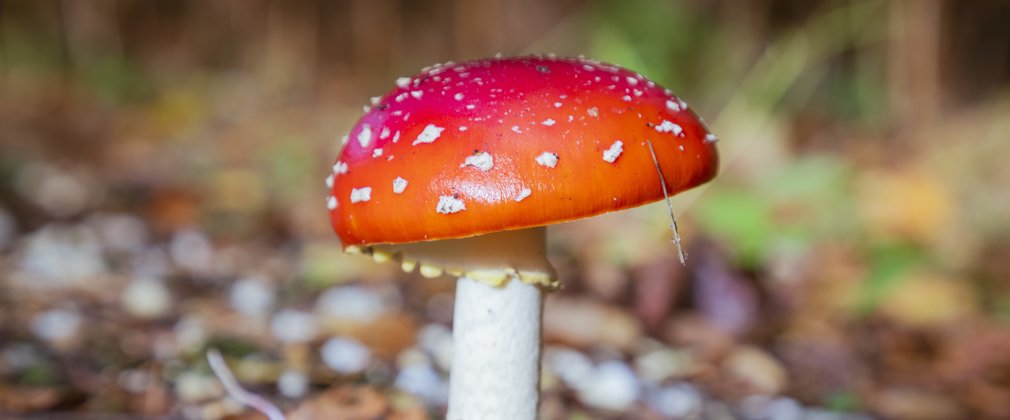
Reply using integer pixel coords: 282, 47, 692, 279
207, 348, 286, 420
645, 140, 687, 265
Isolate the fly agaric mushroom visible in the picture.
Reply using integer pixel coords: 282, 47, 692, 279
327, 56, 718, 419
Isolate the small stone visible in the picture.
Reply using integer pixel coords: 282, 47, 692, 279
31, 308, 82, 345
91, 213, 147, 253
646, 383, 703, 418
320, 337, 371, 374
316, 286, 386, 323
121, 278, 173, 319
169, 229, 214, 273
417, 324, 453, 372
270, 309, 318, 344
634, 348, 695, 384
278, 369, 309, 398
395, 363, 449, 405
545, 347, 595, 390
17, 224, 107, 287
229, 276, 275, 318
723, 345, 788, 395
576, 360, 640, 411
174, 371, 223, 403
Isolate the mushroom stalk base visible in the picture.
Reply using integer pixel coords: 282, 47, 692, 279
448, 277, 543, 420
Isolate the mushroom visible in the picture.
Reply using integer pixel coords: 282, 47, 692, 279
326, 56, 718, 419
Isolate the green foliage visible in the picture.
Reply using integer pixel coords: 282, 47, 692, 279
696, 188, 775, 267
855, 244, 927, 314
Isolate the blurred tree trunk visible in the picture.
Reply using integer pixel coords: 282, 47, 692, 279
888, 0, 942, 135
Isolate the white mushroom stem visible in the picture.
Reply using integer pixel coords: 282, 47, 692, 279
352, 227, 555, 418
448, 277, 543, 420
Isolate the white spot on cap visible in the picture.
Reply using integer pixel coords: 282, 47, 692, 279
626, 77, 638, 86
340, 134, 349, 145
554, 102, 562, 108
395, 93, 408, 102
603, 140, 624, 163
633, 89, 643, 96
396, 77, 411, 88
666, 100, 681, 112
393, 131, 401, 143
325, 174, 334, 188
542, 119, 556, 126
370, 96, 381, 105
436, 195, 465, 214
332, 161, 348, 174
705, 133, 719, 143
515, 188, 532, 202
587, 107, 599, 117
459, 126, 468, 131
536, 152, 559, 168
380, 127, 391, 139
679, 145, 685, 151
511, 125, 522, 133
466, 104, 476, 110
454, 93, 464, 101
622, 95, 632, 102
350, 187, 372, 203
327, 196, 338, 209
393, 177, 408, 194
413, 124, 445, 145
411, 91, 423, 99
372, 148, 383, 158
656, 120, 683, 136
461, 152, 494, 171
357, 125, 373, 147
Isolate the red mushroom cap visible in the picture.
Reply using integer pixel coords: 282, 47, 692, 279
327, 56, 718, 245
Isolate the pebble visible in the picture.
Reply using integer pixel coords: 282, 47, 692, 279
417, 324, 453, 372
634, 347, 695, 384
270, 309, 318, 344
169, 229, 214, 272
320, 337, 371, 374
396, 347, 431, 369
740, 395, 804, 420
316, 285, 387, 323
17, 224, 107, 287
543, 296, 642, 351
646, 383, 704, 418
132, 246, 173, 278
121, 277, 173, 319
278, 369, 309, 398
1, 344, 40, 370
119, 369, 152, 393
91, 213, 148, 253
545, 347, 595, 390
174, 371, 223, 403
16, 163, 93, 217
30, 308, 82, 345
576, 360, 641, 412
173, 316, 207, 354
230, 276, 275, 318
723, 345, 788, 395
395, 363, 449, 406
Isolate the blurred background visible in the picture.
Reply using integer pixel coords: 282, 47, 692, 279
1, 0, 1009, 418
